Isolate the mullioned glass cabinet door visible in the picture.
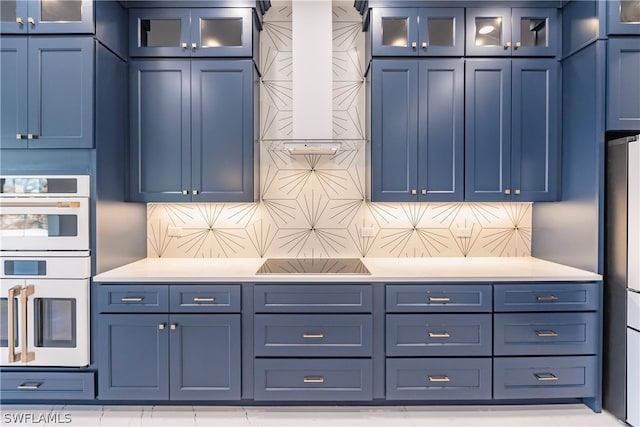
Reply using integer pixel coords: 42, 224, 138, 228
190, 8, 253, 57
609, 0, 640, 35
371, 8, 420, 56
129, 9, 191, 57
0, 0, 93, 34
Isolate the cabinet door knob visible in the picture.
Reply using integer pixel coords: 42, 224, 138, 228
515, 41, 522, 49
181, 42, 188, 49
16, 17, 24, 25
504, 41, 512, 49
16, 133, 24, 140
504, 189, 511, 195
421, 42, 428, 49
411, 42, 417, 49
191, 42, 197, 50
27, 17, 35, 25
192, 190, 199, 196
411, 189, 417, 195
514, 189, 521, 195
158, 323, 166, 330
27, 133, 36, 140
182, 190, 189, 196
170, 324, 177, 330
421, 189, 427, 195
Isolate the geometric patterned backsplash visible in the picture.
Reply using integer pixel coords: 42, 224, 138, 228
147, 1, 532, 259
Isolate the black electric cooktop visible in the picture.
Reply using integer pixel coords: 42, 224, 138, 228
256, 258, 370, 275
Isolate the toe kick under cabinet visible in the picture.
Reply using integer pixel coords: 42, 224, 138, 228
92, 280, 601, 408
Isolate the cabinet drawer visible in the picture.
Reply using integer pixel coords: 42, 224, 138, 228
386, 284, 492, 312
254, 285, 372, 313
254, 314, 372, 357
254, 358, 372, 401
494, 282, 600, 312
0, 372, 94, 400
386, 314, 492, 356
98, 285, 169, 313
386, 358, 492, 400
493, 356, 597, 399
169, 285, 240, 313
494, 312, 599, 356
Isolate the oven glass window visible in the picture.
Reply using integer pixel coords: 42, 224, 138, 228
35, 298, 76, 348
0, 298, 19, 348
1, 178, 77, 194
0, 214, 78, 237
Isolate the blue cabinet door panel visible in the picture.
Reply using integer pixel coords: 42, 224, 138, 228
371, 60, 418, 201
0, 1, 28, 33
169, 314, 241, 400
98, 314, 169, 400
493, 356, 598, 399
418, 59, 463, 201
465, 59, 511, 201
512, 59, 560, 201
29, 0, 94, 34
386, 313, 492, 356
191, 60, 254, 202
465, 8, 512, 57
608, 38, 640, 130
129, 60, 191, 202
386, 358, 492, 400
27, 37, 94, 149
129, 8, 191, 57
371, 8, 419, 57
608, 1, 640, 35
511, 8, 559, 57
0, 37, 28, 148
191, 8, 253, 57
417, 8, 465, 57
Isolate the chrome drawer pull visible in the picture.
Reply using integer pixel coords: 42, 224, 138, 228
303, 376, 325, 384
428, 296, 451, 303
428, 332, 450, 338
303, 333, 324, 339
428, 376, 450, 383
536, 295, 559, 302
534, 373, 558, 381
121, 297, 144, 302
193, 297, 215, 303
17, 382, 42, 390
535, 330, 559, 337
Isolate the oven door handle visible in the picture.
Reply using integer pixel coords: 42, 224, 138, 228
0, 201, 81, 208
7, 285, 23, 363
20, 285, 35, 363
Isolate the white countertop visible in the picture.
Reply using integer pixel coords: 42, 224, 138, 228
93, 257, 602, 283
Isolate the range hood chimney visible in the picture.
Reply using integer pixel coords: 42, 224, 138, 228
289, 0, 339, 154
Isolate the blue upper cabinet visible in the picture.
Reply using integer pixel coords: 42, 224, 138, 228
0, 0, 94, 34
608, 38, 640, 130
129, 8, 253, 57
466, 8, 558, 57
371, 59, 463, 202
608, 0, 640, 35
130, 59, 256, 202
466, 58, 560, 202
0, 36, 94, 149
371, 8, 464, 57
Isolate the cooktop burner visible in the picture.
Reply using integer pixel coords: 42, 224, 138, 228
256, 258, 370, 275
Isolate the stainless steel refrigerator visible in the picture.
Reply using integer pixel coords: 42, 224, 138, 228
604, 134, 640, 426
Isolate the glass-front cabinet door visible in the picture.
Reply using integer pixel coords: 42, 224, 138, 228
512, 8, 558, 56
417, 8, 464, 56
129, 9, 191, 57
0, 0, 93, 34
466, 8, 511, 56
191, 9, 252, 57
371, 8, 419, 56
609, 0, 640, 35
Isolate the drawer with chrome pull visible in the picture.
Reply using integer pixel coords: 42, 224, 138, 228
169, 285, 240, 313
0, 372, 95, 400
386, 314, 492, 356
254, 358, 373, 401
386, 284, 492, 313
494, 312, 599, 355
254, 284, 372, 313
386, 358, 492, 400
254, 314, 373, 357
493, 356, 597, 399
98, 285, 168, 313
494, 283, 600, 312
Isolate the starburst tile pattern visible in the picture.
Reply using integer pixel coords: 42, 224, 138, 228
146, 1, 532, 259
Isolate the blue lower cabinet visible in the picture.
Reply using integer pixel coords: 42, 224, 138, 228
386, 284, 492, 313
98, 313, 240, 401
386, 358, 492, 400
0, 372, 94, 400
254, 284, 373, 313
493, 356, 598, 399
254, 314, 373, 357
494, 312, 599, 356
494, 282, 600, 312
386, 314, 492, 356
254, 358, 373, 401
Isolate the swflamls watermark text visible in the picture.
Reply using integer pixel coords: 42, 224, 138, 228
2, 412, 72, 424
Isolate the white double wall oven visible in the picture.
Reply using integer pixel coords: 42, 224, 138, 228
0, 176, 90, 367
